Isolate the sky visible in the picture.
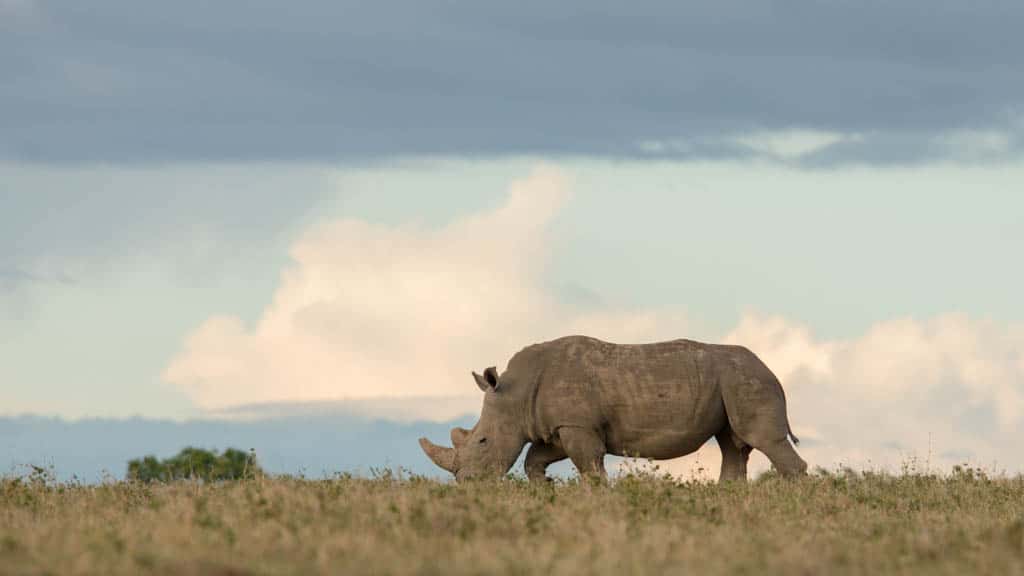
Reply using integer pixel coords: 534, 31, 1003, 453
3, 1, 1024, 477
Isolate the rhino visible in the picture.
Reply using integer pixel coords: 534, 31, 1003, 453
419, 335, 807, 482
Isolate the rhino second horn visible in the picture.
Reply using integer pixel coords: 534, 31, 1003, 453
450, 427, 471, 448
419, 438, 457, 473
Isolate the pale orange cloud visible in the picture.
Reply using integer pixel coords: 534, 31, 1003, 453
166, 167, 1024, 474
164, 166, 689, 421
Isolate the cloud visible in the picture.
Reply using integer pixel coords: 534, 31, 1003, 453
4, 2, 1024, 163
0, 165, 334, 292
166, 167, 1024, 473
0, 0, 33, 15
932, 129, 1014, 160
633, 130, 864, 162
626, 313, 1024, 478
205, 397, 485, 425
164, 166, 689, 421
732, 130, 864, 161
720, 313, 1024, 473
0, 267, 75, 288
634, 127, 1024, 166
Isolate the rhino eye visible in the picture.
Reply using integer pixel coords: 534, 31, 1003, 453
478, 438, 488, 444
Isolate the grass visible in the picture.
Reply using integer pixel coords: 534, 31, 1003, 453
1, 466, 1023, 575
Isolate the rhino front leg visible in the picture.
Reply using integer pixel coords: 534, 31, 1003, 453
525, 442, 567, 483
557, 427, 607, 483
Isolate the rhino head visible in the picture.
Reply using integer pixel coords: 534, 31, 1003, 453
419, 366, 527, 481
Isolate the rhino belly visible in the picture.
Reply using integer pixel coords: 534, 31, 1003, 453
602, 396, 727, 460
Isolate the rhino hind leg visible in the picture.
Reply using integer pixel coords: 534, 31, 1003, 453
727, 408, 808, 478
557, 427, 607, 483
721, 375, 808, 478
758, 437, 808, 477
525, 442, 567, 483
716, 429, 752, 482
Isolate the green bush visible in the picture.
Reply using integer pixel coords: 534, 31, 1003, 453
127, 447, 260, 483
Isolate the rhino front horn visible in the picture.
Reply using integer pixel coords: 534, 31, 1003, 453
419, 437, 457, 473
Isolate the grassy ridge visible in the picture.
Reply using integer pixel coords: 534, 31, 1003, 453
2, 468, 1023, 575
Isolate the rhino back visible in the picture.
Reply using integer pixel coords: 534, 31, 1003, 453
512, 336, 753, 457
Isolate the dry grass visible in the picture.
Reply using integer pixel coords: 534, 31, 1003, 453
2, 466, 1023, 575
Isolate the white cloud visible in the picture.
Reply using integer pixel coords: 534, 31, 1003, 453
205, 396, 485, 424
933, 129, 1012, 159
164, 166, 689, 421
732, 129, 862, 160
723, 313, 835, 382
723, 313, 1023, 473
633, 313, 1024, 478
636, 129, 863, 161
166, 166, 1024, 474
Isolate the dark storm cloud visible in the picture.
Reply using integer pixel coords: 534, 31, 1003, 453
2, 0, 1023, 163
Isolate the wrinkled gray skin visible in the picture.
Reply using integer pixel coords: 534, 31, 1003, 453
420, 336, 808, 483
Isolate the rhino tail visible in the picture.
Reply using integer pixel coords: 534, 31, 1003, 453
787, 424, 800, 446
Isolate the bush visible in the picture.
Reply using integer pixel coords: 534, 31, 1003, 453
127, 447, 260, 483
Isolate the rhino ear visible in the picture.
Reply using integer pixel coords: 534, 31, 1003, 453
472, 367, 501, 392
450, 427, 471, 448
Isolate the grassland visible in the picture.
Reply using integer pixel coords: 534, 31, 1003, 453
2, 467, 1023, 575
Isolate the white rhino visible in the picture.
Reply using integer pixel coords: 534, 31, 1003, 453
420, 336, 807, 482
